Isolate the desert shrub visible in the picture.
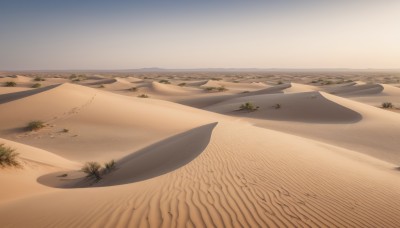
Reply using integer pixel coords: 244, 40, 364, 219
62, 128, 69, 133
277, 81, 283, 85
4, 81, 16, 87
99, 84, 105, 88
31, 83, 41, 88
159, 79, 170, 84
273, 104, 281, 109
128, 87, 137, 92
178, 83, 186, 87
27, 121, 45, 131
104, 159, 116, 173
34, 76, 45, 81
81, 162, 102, 180
239, 102, 259, 111
382, 102, 394, 109
138, 94, 149, 98
204, 86, 227, 92
0, 144, 20, 168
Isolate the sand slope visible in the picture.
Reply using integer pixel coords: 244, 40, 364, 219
1, 77, 400, 227
1, 122, 400, 227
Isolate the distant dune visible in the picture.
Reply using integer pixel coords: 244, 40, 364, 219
1, 72, 400, 227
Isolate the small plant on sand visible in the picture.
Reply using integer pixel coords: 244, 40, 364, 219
273, 104, 281, 109
159, 79, 170, 84
239, 102, 259, 112
104, 159, 116, 173
138, 94, 149, 98
277, 81, 283, 85
178, 82, 186, 87
0, 144, 20, 168
4, 81, 16, 87
62, 128, 69, 133
27, 121, 45, 131
31, 83, 41, 88
81, 162, 102, 180
34, 76, 45, 81
128, 87, 137, 92
382, 102, 394, 109
204, 86, 227, 92
99, 84, 105, 88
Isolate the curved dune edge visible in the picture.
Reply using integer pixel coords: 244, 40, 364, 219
1, 122, 400, 227
206, 91, 363, 123
324, 83, 384, 96
0, 84, 60, 104
37, 122, 217, 188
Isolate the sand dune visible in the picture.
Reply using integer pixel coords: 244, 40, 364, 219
1, 74, 400, 227
0, 138, 78, 202
1, 122, 400, 227
0, 83, 222, 161
206, 91, 362, 123
324, 83, 384, 96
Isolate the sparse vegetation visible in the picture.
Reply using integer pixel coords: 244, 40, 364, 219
238, 102, 259, 112
159, 79, 170, 84
31, 83, 41, 88
34, 76, 45, 81
128, 87, 137, 92
138, 94, 149, 98
4, 81, 16, 87
277, 81, 283, 85
273, 104, 281, 109
204, 86, 227, 92
99, 84, 105, 88
27, 121, 45, 131
382, 102, 394, 109
81, 159, 117, 181
104, 160, 116, 173
178, 83, 186, 87
0, 144, 20, 168
81, 162, 102, 180
62, 128, 69, 133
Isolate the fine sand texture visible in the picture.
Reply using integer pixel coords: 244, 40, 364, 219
0, 71, 400, 227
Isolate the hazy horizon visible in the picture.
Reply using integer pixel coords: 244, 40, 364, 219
1, 0, 399, 70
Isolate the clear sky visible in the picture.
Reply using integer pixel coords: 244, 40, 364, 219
0, 0, 399, 70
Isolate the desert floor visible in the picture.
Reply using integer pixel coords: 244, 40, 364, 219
1, 71, 400, 227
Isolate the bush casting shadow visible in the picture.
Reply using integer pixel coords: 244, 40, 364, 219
38, 122, 218, 188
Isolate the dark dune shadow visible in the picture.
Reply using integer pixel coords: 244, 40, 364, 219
82, 78, 116, 86
37, 122, 218, 188
0, 84, 60, 105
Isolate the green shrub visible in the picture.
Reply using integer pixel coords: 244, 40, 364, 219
159, 79, 170, 84
4, 81, 16, 87
81, 162, 102, 180
0, 144, 20, 168
382, 102, 394, 109
27, 121, 45, 131
104, 160, 116, 173
138, 94, 149, 98
204, 86, 227, 92
239, 102, 259, 111
34, 76, 45, 81
31, 83, 41, 88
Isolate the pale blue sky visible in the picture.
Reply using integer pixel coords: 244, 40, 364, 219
1, 0, 399, 70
